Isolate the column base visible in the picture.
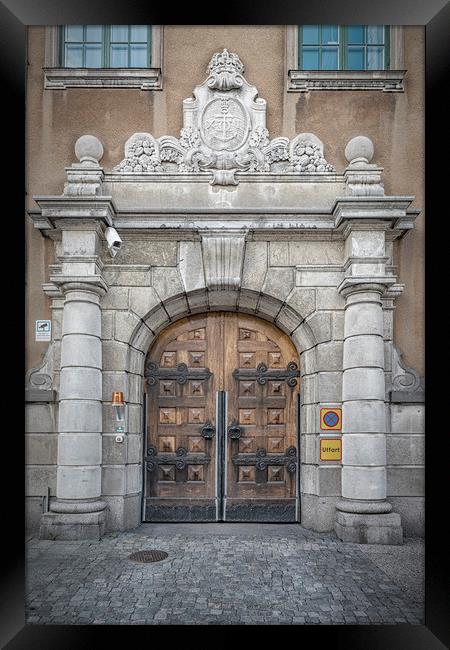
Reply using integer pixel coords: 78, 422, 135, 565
39, 509, 106, 540
335, 510, 403, 545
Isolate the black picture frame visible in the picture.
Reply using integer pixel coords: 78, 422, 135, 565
4, 0, 448, 646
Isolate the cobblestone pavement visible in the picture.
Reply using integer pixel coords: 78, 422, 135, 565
25, 523, 424, 625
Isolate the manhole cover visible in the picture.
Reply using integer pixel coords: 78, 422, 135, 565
128, 550, 168, 563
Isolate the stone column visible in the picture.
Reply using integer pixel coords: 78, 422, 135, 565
335, 282, 402, 536
335, 280, 402, 543
40, 280, 107, 539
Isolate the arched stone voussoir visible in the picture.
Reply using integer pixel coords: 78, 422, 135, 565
291, 319, 317, 353
162, 294, 190, 319
142, 304, 171, 336
185, 288, 209, 313
275, 304, 304, 336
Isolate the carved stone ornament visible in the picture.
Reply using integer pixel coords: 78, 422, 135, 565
113, 49, 334, 185
201, 235, 245, 290
391, 345, 424, 392
25, 345, 54, 390
63, 134, 104, 196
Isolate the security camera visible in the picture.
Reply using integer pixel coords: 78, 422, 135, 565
105, 227, 122, 258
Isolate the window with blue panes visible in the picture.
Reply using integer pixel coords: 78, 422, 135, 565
299, 25, 389, 70
60, 25, 152, 68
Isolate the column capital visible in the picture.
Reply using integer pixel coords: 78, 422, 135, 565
338, 276, 396, 297
51, 277, 108, 297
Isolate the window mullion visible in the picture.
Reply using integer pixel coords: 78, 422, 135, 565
148, 25, 152, 67
364, 25, 368, 70
81, 25, 86, 68
385, 25, 390, 70
60, 25, 64, 66
104, 26, 108, 68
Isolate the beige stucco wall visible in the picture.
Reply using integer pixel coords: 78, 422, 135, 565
25, 25, 424, 376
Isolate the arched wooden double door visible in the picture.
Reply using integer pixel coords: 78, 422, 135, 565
143, 312, 300, 522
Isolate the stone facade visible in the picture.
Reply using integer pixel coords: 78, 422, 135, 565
25, 39, 424, 542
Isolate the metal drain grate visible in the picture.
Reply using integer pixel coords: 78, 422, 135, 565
128, 550, 168, 563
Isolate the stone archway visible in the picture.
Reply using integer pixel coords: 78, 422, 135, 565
121, 287, 324, 531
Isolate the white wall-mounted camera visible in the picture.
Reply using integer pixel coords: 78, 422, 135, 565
105, 226, 123, 258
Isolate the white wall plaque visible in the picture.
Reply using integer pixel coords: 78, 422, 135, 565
35, 320, 51, 341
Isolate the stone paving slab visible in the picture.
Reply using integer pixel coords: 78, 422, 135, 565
25, 524, 424, 626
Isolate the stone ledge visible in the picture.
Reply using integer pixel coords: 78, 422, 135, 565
44, 67, 163, 90
288, 69, 406, 93
390, 390, 425, 403
25, 389, 57, 402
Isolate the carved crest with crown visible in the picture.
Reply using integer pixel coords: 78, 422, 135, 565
113, 49, 334, 185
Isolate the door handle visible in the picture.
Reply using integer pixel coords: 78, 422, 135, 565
201, 420, 215, 439
228, 420, 242, 440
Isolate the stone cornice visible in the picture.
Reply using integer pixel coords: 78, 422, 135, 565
29, 192, 419, 240
333, 196, 418, 239
30, 196, 117, 232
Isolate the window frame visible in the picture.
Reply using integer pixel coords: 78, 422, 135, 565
44, 25, 163, 90
59, 25, 152, 69
298, 25, 390, 72
287, 25, 405, 92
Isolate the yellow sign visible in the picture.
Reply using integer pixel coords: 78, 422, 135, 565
320, 438, 342, 461
320, 407, 342, 430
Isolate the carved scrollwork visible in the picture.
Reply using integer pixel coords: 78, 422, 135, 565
391, 345, 424, 393
25, 345, 54, 390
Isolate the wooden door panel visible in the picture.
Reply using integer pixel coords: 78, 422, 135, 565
144, 312, 299, 522
224, 314, 299, 522
144, 315, 219, 521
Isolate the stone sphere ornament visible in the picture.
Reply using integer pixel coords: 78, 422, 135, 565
345, 135, 374, 165
74, 134, 104, 165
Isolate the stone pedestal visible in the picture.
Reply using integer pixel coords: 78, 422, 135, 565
40, 280, 107, 540
335, 279, 403, 544
335, 510, 403, 544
